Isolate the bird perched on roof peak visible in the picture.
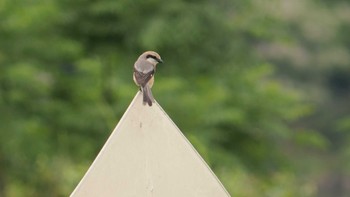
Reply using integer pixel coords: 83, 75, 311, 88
133, 51, 163, 106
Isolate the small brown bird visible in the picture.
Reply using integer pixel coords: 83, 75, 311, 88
133, 51, 163, 106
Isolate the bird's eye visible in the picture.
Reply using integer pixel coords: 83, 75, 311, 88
146, 54, 157, 59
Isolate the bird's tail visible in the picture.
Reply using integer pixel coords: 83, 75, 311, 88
141, 85, 154, 106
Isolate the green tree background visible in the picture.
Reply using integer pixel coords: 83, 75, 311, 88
0, 0, 349, 196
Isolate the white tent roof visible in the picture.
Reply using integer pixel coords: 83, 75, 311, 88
71, 91, 230, 197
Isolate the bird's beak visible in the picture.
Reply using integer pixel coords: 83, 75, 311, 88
157, 58, 163, 63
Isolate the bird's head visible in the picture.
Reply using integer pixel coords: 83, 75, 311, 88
142, 51, 163, 65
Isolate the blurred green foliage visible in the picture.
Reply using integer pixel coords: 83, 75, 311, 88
0, 0, 349, 196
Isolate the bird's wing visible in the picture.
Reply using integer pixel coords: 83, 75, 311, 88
134, 60, 155, 87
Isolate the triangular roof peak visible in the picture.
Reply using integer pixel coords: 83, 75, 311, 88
71, 91, 230, 197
